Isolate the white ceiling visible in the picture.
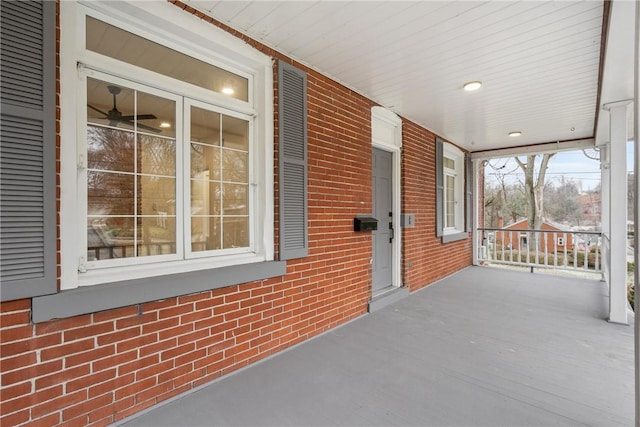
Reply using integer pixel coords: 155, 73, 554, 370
185, 0, 634, 153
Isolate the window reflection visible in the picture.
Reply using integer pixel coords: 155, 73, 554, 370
86, 77, 177, 261
190, 106, 249, 252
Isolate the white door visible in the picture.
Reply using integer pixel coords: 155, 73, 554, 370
372, 147, 393, 294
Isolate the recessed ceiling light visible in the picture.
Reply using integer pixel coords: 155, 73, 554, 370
222, 87, 235, 95
509, 131, 522, 137
463, 81, 482, 91
159, 122, 171, 129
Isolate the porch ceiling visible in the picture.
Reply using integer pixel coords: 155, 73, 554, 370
185, 0, 633, 153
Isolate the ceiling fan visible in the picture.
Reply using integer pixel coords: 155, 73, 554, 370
88, 85, 160, 133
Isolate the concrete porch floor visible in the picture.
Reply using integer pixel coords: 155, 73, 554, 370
119, 266, 634, 426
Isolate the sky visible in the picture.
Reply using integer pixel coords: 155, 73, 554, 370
484, 142, 634, 192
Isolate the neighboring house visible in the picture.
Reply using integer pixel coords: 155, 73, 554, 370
578, 192, 602, 227
495, 217, 575, 253
0, 2, 474, 425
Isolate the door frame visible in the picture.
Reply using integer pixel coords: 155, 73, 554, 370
371, 106, 402, 291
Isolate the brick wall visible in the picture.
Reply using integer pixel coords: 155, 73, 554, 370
0, 2, 472, 426
402, 121, 473, 292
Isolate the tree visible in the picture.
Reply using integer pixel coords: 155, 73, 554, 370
514, 153, 555, 230
545, 177, 583, 224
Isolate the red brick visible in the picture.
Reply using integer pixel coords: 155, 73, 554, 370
66, 368, 116, 393
93, 305, 138, 323
62, 393, 113, 421
35, 316, 91, 336
114, 377, 156, 400
64, 322, 114, 342
88, 373, 135, 399
177, 328, 209, 346
2, 359, 62, 387
92, 350, 137, 373
0, 299, 30, 313
141, 299, 176, 312
41, 338, 95, 361
35, 364, 90, 390
87, 396, 135, 423
1, 352, 37, 372
96, 326, 140, 346
0, 409, 30, 427
136, 360, 174, 381
175, 348, 207, 367
66, 344, 115, 368
1, 381, 32, 401
31, 389, 85, 419
115, 311, 158, 329
180, 309, 211, 324
58, 414, 90, 427
158, 324, 193, 341
1, 333, 61, 357
118, 354, 159, 376
0, 325, 33, 342
0, 311, 30, 328
141, 317, 179, 334
117, 332, 157, 353
178, 291, 211, 304
30, 412, 63, 427
194, 296, 224, 310
159, 304, 194, 320
139, 337, 177, 357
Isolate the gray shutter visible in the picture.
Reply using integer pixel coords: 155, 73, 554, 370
435, 138, 444, 237
278, 61, 308, 260
465, 154, 473, 232
1, 0, 57, 301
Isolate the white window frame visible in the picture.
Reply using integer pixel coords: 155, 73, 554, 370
442, 143, 465, 235
59, 1, 274, 289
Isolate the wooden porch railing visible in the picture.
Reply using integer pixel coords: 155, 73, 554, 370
477, 228, 603, 273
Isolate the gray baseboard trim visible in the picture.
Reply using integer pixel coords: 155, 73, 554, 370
368, 286, 409, 312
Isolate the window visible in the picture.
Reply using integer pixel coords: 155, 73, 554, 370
60, 3, 274, 289
436, 138, 471, 243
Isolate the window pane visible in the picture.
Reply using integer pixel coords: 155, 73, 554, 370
446, 175, 456, 228
88, 171, 134, 216
137, 217, 176, 257
87, 16, 249, 102
86, 77, 177, 261
443, 157, 455, 170
191, 217, 221, 252
190, 144, 221, 180
137, 92, 176, 138
191, 107, 220, 146
223, 183, 248, 215
222, 150, 248, 183
87, 217, 135, 261
191, 180, 221, 216
138, 176, 176, 216
88, 77, 175, 136
223, 217, 248, 249
189, 108, 251, 253
222, 115, 248, 151
87, 127, 134, 172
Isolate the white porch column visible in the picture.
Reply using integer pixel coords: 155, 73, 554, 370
605, 100, 632, 325
601, 144, 610, 279
633, 0, 640, 423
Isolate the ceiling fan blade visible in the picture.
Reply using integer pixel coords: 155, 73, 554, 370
120, 114, 157, 121
87, 104, 109, 117
121, 120, 162, 134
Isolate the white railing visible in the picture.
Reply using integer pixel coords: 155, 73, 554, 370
478, 228, 603, 273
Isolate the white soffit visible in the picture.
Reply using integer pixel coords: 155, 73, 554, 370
186, 1, 608, 152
